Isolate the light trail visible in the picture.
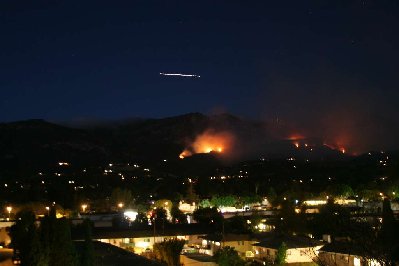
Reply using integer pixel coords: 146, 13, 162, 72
160, 72, 200, 78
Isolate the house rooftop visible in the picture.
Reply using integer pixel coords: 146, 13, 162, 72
72, 224, 210, 240
201, 233, 252, 242
319, 241, 364, 256
253, 234, 323, 249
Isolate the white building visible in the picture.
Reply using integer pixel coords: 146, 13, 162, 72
252, 234, 323, 263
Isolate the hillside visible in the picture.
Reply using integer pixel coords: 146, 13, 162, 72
0, 113, 347, 177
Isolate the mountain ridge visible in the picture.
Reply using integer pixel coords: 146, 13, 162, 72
0, 113, 363, 177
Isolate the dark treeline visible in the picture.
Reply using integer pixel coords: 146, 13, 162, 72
9, 208, 94, 266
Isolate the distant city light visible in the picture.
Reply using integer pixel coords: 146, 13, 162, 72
124, 210, 138, 221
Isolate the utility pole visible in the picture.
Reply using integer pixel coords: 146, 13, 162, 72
222, 218, 225, 247
153, 214, 157, 247
162, 216, 165, 235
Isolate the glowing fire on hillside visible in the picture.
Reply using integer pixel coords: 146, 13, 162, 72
287, 134, 305, 141
323, 143, 346, 154
287, 133, 348, 154
179, 131, 234, 159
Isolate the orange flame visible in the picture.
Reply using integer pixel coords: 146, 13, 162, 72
323, 143, 347, 154
179, 131, 234, 159
179, 150, 192, 159
287, 134, 305, 141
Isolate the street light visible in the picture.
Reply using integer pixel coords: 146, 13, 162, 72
45, 206, 50, 216
81, 204, 87, 213
6, 206, 12, 220
118, 202, 124, 208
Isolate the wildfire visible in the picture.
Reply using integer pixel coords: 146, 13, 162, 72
285, 128, 352, 155
287, 134, 305, 141
179, 131, 234, 159
179, 150, 192, 159
323, 143, 347, 154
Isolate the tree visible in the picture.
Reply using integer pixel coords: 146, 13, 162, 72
153, 207, 167, 222
249, 214, 263, 233
152, 207, 168, 234
375, 199, 399, 264
211, 195, 237, 208
266, 187, 278, 206
240, 195, 262, 206
193, 207, 223, 225
154, 199, 172, 211
171, 204, 187, 224
213, 246, 245, 266
275, 242, 287, 265
28, 229, 49, 266
134, 212, 149, 225
40, 208, 78, 266
9, 210, 48, 266
80, 219, 94, 266
185, 181, 199, 203
276, 201, 307, 235
153, 199, 172, 223
153, 239, 185, 266
324, 199, 399, 266
388, 185, 399, 200
48, 219, 78, 266
225, 215, 249, 234
327, 184, 354, 199
310, 199, 350, 238
199, 199, 212, 208
357, 184, 380, 201
380, 199, 396, 239
110, 187, 134, 208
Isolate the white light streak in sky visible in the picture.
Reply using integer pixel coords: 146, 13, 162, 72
160, 72, 200, 78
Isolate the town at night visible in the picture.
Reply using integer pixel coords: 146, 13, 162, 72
1, 1, 399, 266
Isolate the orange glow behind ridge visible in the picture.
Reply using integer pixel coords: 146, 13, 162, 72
287, 134, 305, 141
179, 131, 234, 159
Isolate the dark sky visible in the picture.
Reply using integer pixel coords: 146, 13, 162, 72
1, 1, 399, 151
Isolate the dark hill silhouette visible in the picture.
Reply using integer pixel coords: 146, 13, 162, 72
0, 119, 109, 175
0, 113, 348, 177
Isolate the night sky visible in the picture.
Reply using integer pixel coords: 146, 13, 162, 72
1, 1, 399, 151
